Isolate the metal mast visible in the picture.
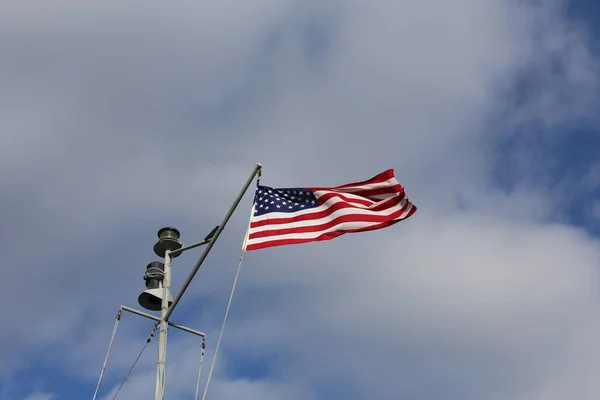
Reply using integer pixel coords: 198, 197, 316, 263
134, 164, 261, 400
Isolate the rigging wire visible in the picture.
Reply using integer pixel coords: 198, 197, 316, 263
111, 322, 160, 400
201, 250, 247, 400
92, 308, 122, 400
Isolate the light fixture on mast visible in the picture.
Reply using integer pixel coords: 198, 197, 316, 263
138, 227, 183, 312
138, 261, 172, 311
153, 227, 183, 258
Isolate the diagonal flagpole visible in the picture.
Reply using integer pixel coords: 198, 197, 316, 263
163, 163, 262, 322
201, 172, 260, 400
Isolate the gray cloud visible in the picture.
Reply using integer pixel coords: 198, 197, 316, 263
23, 393, 53, 400
1, 0, 600, 399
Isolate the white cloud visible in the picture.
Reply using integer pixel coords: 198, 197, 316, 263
23, 393, 53, 400
1, 0, 599, 399
88, 212, 600, 400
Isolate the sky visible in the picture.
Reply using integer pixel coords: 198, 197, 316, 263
1, 0, 600, 399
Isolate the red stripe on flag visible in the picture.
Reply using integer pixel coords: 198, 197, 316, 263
244, 209, 415, 251
248, 201, 411, 240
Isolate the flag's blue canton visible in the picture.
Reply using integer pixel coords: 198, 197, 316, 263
254, 186, 319, 216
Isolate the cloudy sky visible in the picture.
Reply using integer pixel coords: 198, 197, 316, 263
2, 0, 600, 399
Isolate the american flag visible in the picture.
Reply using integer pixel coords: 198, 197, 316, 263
242, 169, 416, 251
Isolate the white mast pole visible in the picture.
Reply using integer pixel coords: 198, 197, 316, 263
154, 250, 172, 400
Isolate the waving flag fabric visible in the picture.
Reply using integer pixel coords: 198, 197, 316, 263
243, 169, 416, 251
